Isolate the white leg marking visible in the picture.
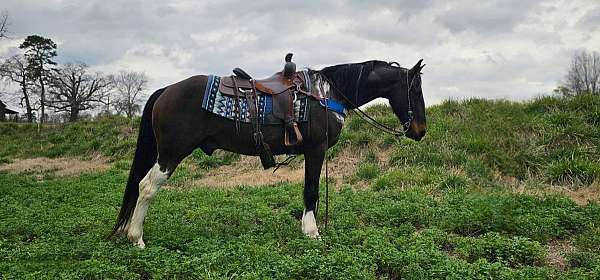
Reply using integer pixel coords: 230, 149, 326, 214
128, 163, 169, 248
302, 209, 320, 239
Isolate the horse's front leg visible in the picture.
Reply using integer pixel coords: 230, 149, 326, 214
302, 145, 325, 238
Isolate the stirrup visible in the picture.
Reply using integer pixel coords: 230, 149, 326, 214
284, 122, 303, 147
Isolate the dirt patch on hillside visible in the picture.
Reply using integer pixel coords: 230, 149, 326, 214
508, 180, 600, 206
181, 148, 362, 189
0, 156, 110, 177
557, 183, 600, 205
189, 156, 305, 188
546, 239, 575, 269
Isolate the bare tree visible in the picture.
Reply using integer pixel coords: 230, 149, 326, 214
565, 51, 600, 95
111, 70, 148, 119
0, 11, 8, 39
0, 55, 38, 122
47, 63, 112, 122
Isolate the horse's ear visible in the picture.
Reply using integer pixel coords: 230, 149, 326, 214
412, 59, 423, 70
409, 59, 424, 77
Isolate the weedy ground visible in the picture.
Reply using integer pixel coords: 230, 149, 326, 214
1, 93, 600, 279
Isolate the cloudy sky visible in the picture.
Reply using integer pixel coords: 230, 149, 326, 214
1, 0, 599, 110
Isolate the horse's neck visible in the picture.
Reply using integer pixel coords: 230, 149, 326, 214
310, 72, 372, 109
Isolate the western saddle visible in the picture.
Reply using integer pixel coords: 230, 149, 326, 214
219, 53, 309, 169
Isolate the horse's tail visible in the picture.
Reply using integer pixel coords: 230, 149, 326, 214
108, 87, 166, 238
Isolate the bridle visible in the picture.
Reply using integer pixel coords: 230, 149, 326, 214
395, 62, 416, 132
404, 68, 417, 132
321, 63, 418, 137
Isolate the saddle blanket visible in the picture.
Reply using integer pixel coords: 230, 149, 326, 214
201, 75, 309, 124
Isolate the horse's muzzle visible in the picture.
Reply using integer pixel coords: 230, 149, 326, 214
406, 122, 426, 141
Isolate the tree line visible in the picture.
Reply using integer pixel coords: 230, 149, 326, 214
562, 51, 600, 96
0, 34, 148, 123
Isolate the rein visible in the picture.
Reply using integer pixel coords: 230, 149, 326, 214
324, 95, 330, 232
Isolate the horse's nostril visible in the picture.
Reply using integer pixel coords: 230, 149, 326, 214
411, 122, 426, 136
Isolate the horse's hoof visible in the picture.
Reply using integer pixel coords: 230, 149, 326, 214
309, 233, 321, 240
127, 231, 144, 248
304, 230, 321, 240
134, 239, 146, 249
302, 210, 320, 240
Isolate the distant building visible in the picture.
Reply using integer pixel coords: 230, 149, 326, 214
0, 100, 19, 121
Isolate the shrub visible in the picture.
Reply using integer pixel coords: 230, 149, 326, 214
546, 159, 600, 185
585, 110, 600, 125
190, 149, 240, 169
465, 158, 493, 180
355, 162, 380, 180
438, 174, 468, 190
436, 193, 585, 242
451, 232, 547, 268
372, 167, 439, 191
574, 227, 600, 252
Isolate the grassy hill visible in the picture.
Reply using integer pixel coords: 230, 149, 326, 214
341, 93, 600, 187
1, 94, 600, 279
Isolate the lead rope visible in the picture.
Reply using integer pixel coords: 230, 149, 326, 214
319, 66, 417, 233
324, 94, 330, 232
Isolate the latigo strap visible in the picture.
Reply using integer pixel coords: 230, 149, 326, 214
243, 81, 276, 169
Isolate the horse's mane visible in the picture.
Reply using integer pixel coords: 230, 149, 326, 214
311, 60, 402, 105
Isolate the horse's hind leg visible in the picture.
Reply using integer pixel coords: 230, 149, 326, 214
127, 162, 172, 248
127, 119, 202, 248
126, 75, 208, 247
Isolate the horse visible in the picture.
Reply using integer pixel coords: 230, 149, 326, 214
109, 58, 427, 248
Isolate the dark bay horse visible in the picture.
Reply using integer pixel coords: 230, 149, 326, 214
110, 59, 427, 248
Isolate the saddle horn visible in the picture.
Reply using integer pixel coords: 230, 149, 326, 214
283, 53, 296, 79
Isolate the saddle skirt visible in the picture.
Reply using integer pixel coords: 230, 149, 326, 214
201, 74, 310, 125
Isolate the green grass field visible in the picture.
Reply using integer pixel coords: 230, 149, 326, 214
1, 94, 600, 279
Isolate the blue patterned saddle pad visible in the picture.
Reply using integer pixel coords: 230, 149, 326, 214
201, 75, 309, 124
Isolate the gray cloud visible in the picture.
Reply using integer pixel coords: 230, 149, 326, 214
1, 0, 599, 112
435, 0, 544, 34
577, 6, 600, 31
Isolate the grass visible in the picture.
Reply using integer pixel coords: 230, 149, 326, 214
0, 116, 136, 160
1, 93, 600, 278
340, 94, 600, 185
0, 116, 240, 170
2, 170, 600, 279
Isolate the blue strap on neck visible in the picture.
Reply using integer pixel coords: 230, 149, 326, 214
319, 99, 347, 117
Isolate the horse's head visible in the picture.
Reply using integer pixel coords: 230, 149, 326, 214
366, 59, 427, 141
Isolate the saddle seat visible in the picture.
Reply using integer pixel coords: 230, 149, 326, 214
219, 71, 306, 97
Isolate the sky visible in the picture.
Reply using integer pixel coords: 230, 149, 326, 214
0, 0, 599, 112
